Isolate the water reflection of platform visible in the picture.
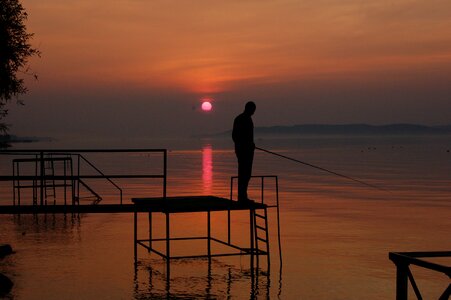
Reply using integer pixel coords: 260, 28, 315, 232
133, 259, 276, 299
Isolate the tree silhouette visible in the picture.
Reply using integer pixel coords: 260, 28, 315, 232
0, 0, 39, 140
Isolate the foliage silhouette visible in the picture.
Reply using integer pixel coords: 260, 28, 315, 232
0, 0, 40, 144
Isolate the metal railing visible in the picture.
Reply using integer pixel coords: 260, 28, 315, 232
230, 175, 279, 207
0, 149, 167, 206
11, 153, 73, 206
389, 251, 451, 300
76, 153, 123, 204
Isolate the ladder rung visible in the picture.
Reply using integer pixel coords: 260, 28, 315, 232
13, 185, 37, 188
256, 237, 267, 243
255, 225, 267, 231
254, 213, 267, 219
255, 249, 268, 254
43, 184, 72, 188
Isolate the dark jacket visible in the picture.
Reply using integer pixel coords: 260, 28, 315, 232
232, 112, 254, 151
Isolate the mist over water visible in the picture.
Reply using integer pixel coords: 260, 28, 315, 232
1, 135, 450, 299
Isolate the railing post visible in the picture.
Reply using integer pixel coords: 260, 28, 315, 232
230, 177, 233, 201
12, 161, 16, 206
63, 157, 67, 206
228, 178, 233, 244
77, 154, 80, 203
250, 208, 255, 270
70, 156, 75, 205
439, 284, 451, 300
34, 155, 38, 205
275, 176, 282, 267
148, 212, 152, 252
395, 262, 409, 300
134, 206, 138, 264
163, 150, 167, 199
207, 211, 211, 261
165, 212, 170, 277
40, 151, 44, 206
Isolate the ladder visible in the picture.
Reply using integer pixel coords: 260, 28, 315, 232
253, 207, 270, 271
230, 175, 282, 272
44, 154, 57, 205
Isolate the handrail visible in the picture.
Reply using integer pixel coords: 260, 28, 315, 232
230, 175, 278, 205
78, 179, 102, 204
389, 251, 451, 300
77, 154, 123, 204
0, 149, 167, 153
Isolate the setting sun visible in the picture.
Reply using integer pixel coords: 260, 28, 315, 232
201, 101, 212, 112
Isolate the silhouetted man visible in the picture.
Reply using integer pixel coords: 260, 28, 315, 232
232, 101, 256, 202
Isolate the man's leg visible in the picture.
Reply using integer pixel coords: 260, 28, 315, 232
237, 154, 247, 200
238, 150, 254, 201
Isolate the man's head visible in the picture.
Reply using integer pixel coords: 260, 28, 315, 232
244, 101, 256, 116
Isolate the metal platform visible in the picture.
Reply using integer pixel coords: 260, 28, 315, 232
132, 195, 267, 212
0, 196, 265, 214
132, 195, 277, 278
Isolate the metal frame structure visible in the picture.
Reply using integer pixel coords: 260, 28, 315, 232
3, 149, 283, 279
1, 149, 167, 206
389, 251, 451, 300
133, 175, 282, 277
12, 155, 74, 206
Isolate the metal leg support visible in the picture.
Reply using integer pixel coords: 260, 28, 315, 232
165, 212, 170, 278
250, 209, 255, 271
148, 212, 152, 253
134, 208, 138, 265
395, 263, 409, 300
207, 211, 211, 261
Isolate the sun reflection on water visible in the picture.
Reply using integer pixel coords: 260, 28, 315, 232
202, 144, 213, 195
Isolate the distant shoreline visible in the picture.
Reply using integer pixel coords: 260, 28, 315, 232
0, 135, 51, 147
205, 123, 451, 138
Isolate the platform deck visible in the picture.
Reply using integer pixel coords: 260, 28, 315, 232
0, 196, 266, 214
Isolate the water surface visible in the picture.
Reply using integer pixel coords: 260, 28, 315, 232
1, 135, 450, 299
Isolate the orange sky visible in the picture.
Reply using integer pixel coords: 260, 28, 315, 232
8, 0, 451, 137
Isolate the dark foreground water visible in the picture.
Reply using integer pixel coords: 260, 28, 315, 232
1, 135, 450, 299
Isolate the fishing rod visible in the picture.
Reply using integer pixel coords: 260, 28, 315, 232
256, 146, 386, 191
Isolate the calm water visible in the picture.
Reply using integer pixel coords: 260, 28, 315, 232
1, 135, 450, 299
